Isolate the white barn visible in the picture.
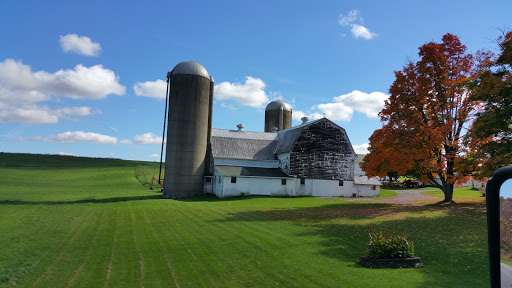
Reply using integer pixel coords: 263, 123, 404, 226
204, 117, 381, 198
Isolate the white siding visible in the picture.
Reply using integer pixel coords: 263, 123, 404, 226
310, 179, 356, 197
355, 184, 380, 197
217, 176, 295, 198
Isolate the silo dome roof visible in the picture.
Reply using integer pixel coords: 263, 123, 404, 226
171, 61, 210, 79
265, 100, 292, 111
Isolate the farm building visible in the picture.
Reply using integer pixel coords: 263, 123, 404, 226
163, 61, 380, 198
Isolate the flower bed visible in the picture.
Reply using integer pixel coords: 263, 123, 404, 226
361, 224, 421, 268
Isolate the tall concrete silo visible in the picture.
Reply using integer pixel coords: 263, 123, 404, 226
163, 61, 213, 198
264, 100, 292, 132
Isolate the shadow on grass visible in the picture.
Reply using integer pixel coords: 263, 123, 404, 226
0, 194, 162, 205
210, 202, 489, 287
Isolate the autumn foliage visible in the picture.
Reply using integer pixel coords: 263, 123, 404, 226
362, 34, 482, 202
465, 31, 512, 178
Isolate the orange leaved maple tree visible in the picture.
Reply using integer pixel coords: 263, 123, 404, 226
361, 33, 483, 202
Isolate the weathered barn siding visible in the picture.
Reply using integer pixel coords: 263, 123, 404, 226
289, 120, 355, 180
277, 153, 290, 174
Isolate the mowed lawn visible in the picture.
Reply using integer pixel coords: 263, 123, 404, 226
0, 154, 490, 287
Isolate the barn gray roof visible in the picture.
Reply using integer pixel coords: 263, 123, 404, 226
210, 118, 351, 160
353, 176, 381, 186
211, 129, 278, 160
215, 166, 292, 178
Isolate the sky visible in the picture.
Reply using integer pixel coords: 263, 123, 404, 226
0, 0, 511, 163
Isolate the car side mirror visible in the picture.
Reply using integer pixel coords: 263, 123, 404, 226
486, 165, 512, 288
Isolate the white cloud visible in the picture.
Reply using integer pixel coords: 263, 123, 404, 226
0, 59, 124, 123
134, 132, 164, 144
133, 79, 167, 99
0, 108, 59, 124
60, 34, 101, 56
0, 59, 125, 100
333, 90, 388, 118
352, 143, 370, 154
351, 24, 377, 40
20, 131, 118, 144
120, 139, 133, 144
293, 90, 388, 122
58, 152, 76, 156
214, 77, 269, 108
338, 10, 377, 40
148, 154, 160, 158
338, 10, 359, 26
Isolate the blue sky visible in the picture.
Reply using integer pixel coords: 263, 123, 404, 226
0, 0, 511, 162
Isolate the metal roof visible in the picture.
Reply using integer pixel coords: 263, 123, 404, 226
211, 137, 278, 160
354, 176, 382, 186
212, 128, 277, 140
215, 166, 292, 178
171, 61, 210, 79
265, 100, 292, 111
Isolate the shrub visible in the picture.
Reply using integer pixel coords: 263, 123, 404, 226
367, 225, 415, 259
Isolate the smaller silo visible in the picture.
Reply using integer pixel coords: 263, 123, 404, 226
264, 100, 292, 132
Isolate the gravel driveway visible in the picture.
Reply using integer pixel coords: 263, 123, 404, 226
347, 189, 442, 205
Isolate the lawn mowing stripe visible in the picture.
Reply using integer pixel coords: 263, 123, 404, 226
31, 206, 94, 287
105, 207, 140, 287
146, 203, 259, 288
36, 207, 106, 287
67, 207, 118, 288
151, 204, 220, 287
129, 208, 145, 288
103, 208, 120, 288
184, 207, 300, 287
130, 206, 177, 288
66, 209, 108, 287
160, 203, 302, 287
140, 209, 180, 288
205, 206, 355, 287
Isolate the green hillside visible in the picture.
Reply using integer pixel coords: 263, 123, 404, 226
0, 153, 489, 287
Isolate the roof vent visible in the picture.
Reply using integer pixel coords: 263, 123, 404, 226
271, 127, 278, 133
301, 116, 309, 125
236, 124, 244, 132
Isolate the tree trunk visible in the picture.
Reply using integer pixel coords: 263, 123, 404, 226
441, 183, 454, 203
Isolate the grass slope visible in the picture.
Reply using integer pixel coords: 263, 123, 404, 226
0, 154, 490, 287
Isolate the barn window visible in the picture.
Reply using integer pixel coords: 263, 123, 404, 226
306, 132, 312, 139
339, 180, 344, 186
372, 185, 376, 190
281, 179, 287, 185
205, 177, 211, 183
231, 177, 237, 183
336, 135, 341, 142
327, 123, 332, 128
300, 178, 305, 185
321, 122, 326, 129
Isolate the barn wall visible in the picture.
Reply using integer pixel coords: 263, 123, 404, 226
219, 177, 295, 198
289, 120, 355, 180
356, 184, 380, 197
310, 179, 356, 197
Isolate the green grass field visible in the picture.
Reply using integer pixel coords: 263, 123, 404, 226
0, 153, 490, 287
421, 186, 485, 198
